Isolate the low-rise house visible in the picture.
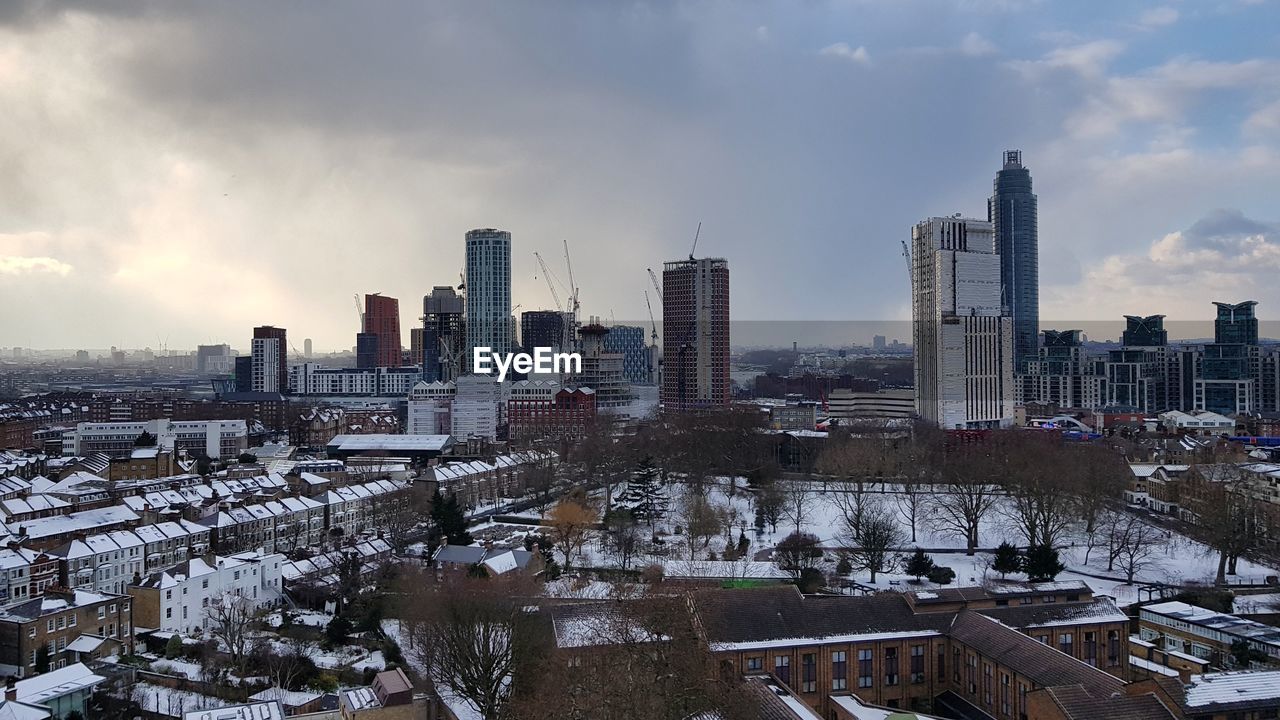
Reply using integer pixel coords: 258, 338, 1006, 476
128, 550, 284, 637
48, 530, 145, 596
12, 661, 104, 719
9, 505, 140, 552
0, 587, 132, 677
181, 700, 284, 720
339, 668, 424, 720
1182, 670, 1280, 719
0, 547, 59, 606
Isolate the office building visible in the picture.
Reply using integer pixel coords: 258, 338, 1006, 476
355, 332, 379, 370
409, 327, 425, 366
362, 294, 402, 368
828, 389, 914, 421
62, 418, 248, 459
1105, 316, 1169, 412
451, 374, 501, 440
303, 338, 313, 358
575, 322, 634, 409
872, 335, 887, 351
602, 324, 650, 384
196, 344, 233, 375
251, 326, 288, 393
661, 257, 730, 412
465, 229, 512, 370
407, 380, 456, 435
424, 286, 466, 382
520, 310, 569, 352
911, 216, 1014, 429
989, 150, 1039, 368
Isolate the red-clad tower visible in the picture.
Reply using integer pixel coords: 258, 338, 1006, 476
363, 294, 403, 367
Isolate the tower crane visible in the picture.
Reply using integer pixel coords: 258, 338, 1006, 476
647, 268, 662, 302
353, 294, 364, 328
562, 239, 580, 316
644, 290, 659, 345
688, 221, 702, 260
533, 252, 563, 311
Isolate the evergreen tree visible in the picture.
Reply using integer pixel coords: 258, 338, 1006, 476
904, 548, 935, 581
1024, 545, 1065, 582
430, 490, 473, 546
736, 530, 750, 558
617, 456, 669, 529
991, 541, 1022, 579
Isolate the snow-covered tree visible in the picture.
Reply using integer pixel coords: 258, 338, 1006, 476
617, 457, 670, 529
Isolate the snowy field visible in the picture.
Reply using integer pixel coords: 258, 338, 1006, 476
555, 477, 1280, 607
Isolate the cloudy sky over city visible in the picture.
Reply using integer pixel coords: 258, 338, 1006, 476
1, 0, 1278, 350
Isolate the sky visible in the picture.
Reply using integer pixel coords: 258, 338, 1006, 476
1, 0, 1278, 352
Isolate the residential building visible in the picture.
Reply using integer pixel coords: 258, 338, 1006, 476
911, 216, 1014, 429
989, 150, 1039, 368
0, 587, 133, 677
251, 326, 288, 393
1019, 330, 1106, 411
0, 548, 59, 605
768, 404, 818, 431
128, 550, 284, 637
574, 322, 633, 409
1105, 315, 1170, 413
12, 661, 104, 719
338, 668, 427, 720
508, 385, 596, 440
661, 256, 731, 412
355, 332, 380, 370
464, 229, 513, 370
1197, 301, 1261, 415
290, 364, 421, 396
363, 294, 402, 368
62, 418, 248, 459
1139, 601, 1280, 669
195, 345, 233, 376
49, 530, 145, 596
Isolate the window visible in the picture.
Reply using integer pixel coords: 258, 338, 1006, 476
46, 619, 54, 632
937, 647, 946, 679
774, 656, 791, 685
910, 645, 926, 683
966, 655, 977, 694
952, 647, 961, 683
165, 590, 172, 600
202, 579, 209, 589
858, 649, 873, 688
1107, 630, 1121, 666
1084, 632, 1097, 666
1058, 633, 1073, 656
1043, 595, 1056, 604
746, 656, 762, 672
56, 616, 65, 630
832, 651, 848, 690
1020, 596, 1033, 605
109, 604, 116, 613
885, 647, 899, 686
68, 614, 76, 627
97, 607, 105, 620
801, 653, 816, 693
1001, 673, 1011, 716
983, 664, 992, 707
1037, 634, 1049, 645
165, 608, 172, 619
27, 626, 35, 639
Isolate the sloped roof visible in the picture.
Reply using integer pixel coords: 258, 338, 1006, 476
948, 612, 1125, 693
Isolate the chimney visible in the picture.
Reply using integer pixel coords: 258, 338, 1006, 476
5, 676, 16, 701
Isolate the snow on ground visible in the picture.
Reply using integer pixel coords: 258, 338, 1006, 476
132, 682, 223, 717
265, 609, 334, 629
351, 650, 387, 672
574, 478, 1280, 607
148, 659, 205, 681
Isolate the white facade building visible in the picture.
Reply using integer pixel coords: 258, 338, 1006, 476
251, 337, 283, 392
130, 550, 284, 637
911, 216, 1015, 429
451, 375, 500, 440
62, 419, 248, 459
407, 381, 455, 435
290, 364, 421, 397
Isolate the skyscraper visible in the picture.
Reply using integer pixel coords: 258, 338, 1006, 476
601, 324, 650, 384
989, 150, 1039, 368
465, 229, 512, 370
424, 285, 466, 382
1197, 301, 1260, 414
911, 217, 1014, 429
362, 293, 402, 367
251, 325, 288, 393
661, 257, 730, 412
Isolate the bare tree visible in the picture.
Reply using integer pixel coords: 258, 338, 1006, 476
775, 531, 823, 581
894, 480, 925, 544
677, 491, 724, 560
843, 502, 904, 583
989, 432, 1077, 549
400, 572, 544, 720
205, 595, 256, 674
1109, 513, 1166, 583
1188, 462, 1269, 584
779, 481, 814, 535
929, 483, 1000, 556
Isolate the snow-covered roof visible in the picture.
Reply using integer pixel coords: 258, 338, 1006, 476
1142, 601, 1280, 650
13, 662, 104, 704
1185, 670, 1280, 709
181, 700, 285, 720
327, 434, 450, 452
247, 688, 321, 708
339, 687, 380, 711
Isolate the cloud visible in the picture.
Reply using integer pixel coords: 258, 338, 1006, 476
0, 256, 73, 276
1138, 6, 1180, 27
1012, 39, 1125, 78
1046, 210, 1280, 319
959, 32, 998, 56
820, 42, 871, 65
1246, 99, 1280, 135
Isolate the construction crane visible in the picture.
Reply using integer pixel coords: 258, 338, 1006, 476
647, 268, 662, 302
353, 294, 364, 328
644, 291, 659, 345
533, 251, 563, 311
688, 221, 702, 260
562, 239, 580, 316
457, 266, 465, 292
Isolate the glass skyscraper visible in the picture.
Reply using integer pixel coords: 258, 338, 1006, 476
989, 150, 1039, 369
464, 229, 512, 370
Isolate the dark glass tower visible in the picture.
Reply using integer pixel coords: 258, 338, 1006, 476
989, 150, 1039, 368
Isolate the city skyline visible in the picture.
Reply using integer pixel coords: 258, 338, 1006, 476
1, 1, 1278, 350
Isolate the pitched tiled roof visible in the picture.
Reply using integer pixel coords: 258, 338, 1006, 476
1040, 684, 1178, 720
948, 612, 1125, 694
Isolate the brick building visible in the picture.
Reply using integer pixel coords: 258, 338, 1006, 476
0, 587, 132, 677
